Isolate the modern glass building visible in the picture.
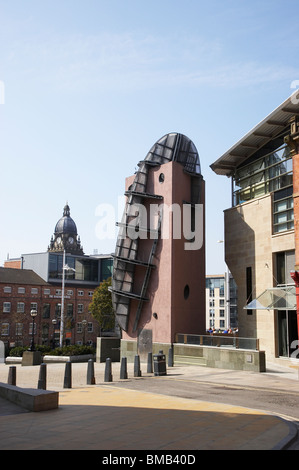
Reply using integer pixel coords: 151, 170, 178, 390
211, 93, 299, 365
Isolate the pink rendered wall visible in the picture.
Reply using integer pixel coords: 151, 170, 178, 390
121, 161, 205, 345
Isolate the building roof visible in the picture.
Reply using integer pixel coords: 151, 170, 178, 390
210, 91, 299, 176
54, 203, 77, 235
0, 267, 48, 286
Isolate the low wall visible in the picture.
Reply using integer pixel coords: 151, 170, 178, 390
43, 354, 95, 363
174, 344, 266, 372
0, 383, 59, 412
120, 340, 172, 363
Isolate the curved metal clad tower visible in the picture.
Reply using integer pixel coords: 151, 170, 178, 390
111, 133, 202, 333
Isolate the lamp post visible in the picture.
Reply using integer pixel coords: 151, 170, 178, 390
29, 309, 38, 352
52, 318, 57, 348
59, 250, 76, 347
82, 319, 87, 346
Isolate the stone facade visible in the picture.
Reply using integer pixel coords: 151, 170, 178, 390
224, 189, 295, 361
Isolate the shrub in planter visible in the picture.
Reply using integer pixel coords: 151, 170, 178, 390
47, 345, 95, 356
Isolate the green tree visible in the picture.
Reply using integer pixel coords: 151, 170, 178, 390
89, 277, 115, 335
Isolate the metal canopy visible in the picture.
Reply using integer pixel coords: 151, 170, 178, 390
210, 92, 299, 176
244, 286, 296, 311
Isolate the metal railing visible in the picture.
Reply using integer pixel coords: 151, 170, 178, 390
175, 333, 259, 351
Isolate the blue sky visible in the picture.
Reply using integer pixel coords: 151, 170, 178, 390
1, 0, 299, 273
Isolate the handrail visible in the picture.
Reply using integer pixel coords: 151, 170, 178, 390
175, 333, 259, 351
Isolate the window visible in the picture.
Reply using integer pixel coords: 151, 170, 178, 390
220, 310, 225, 317
18, 287, 25, 294
78, 291, 84, 296
67, 290, 73, 296
1, 323, 9, 335
87, 322, 93, 333
3, 287, 11, 293
67, 304, 73, 317
88, 291, 94, 297
43, 304, 51, 318
17, 302, 25, 313
273, 187, 294, 234
30, 302, 38, 311
29, 323, 37, 335
44, 288, 50, 295
78, 304, 84, 314
233, 143, 292, 205
56, 289, 62, 296
276, 251, 295, 285
3, 302, 11, 313
31, 288, 38, 294
246, 267, 253, 315
77, 322, 83, 333
55, 303, 61, 316
16, 323, 23, 336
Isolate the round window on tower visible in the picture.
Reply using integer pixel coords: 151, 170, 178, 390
184, 285, 190, 300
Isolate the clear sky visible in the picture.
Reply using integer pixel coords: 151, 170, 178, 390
1, 0, 299, 273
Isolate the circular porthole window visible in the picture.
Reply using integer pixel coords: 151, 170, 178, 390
184, 285, 190, 300
159, 173, 165, 183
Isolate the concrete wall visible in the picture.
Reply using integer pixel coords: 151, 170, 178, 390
173, 343, 266, 372
120, 339, 172, 363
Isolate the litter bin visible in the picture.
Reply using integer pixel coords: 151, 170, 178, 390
153, 351, 167, 376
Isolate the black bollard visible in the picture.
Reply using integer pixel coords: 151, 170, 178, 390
87, 359, 96, 385
63, 361, 72, 388
104, 358, 113, 382
120, 357, 128, 379
8, 366, 16, 386
38, 363, 47, 390
168, 347, 174, 367
147, 352, 153, 373
134, 355, 142, 377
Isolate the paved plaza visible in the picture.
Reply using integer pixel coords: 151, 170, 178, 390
0, 361, 298, 450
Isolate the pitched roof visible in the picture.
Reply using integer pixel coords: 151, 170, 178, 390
0, 267, 48, 286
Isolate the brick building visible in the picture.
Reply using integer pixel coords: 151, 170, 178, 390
1, 203, 113, 350
0, 267, 99, 349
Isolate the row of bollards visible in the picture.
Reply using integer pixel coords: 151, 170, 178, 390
6, 348, 174, 390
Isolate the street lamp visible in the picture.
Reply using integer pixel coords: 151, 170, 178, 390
59, 250, 76, 348
29, 309, 38, 352
52, 318, 57, 348
82, 319, 87, 346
